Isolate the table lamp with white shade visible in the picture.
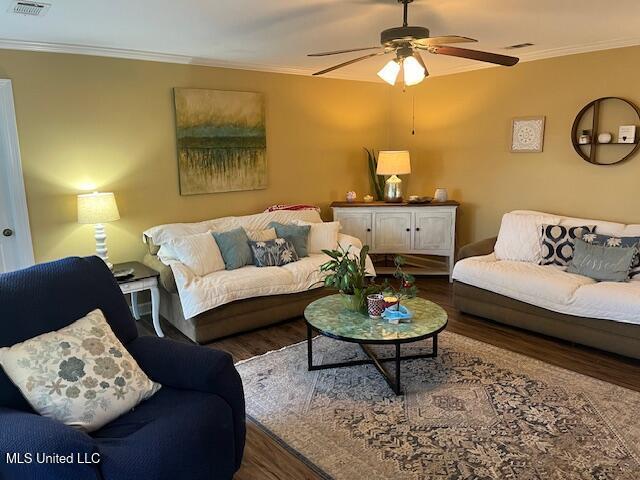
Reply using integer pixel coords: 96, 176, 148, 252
376, 150, 411, 203
77, 192, 120, 270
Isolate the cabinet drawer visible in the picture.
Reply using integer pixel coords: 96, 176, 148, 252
413, 212, 453, 251
373, 212, 412, 252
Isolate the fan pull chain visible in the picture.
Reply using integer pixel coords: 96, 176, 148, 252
412, 93, 415, 135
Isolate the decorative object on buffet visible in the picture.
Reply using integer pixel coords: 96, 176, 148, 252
434, 188, 448, 202
346, 191, 357, 202
618, 125, 636, 144
364, 148, 386, 201
578, 130, 591, 145
571, 97, 640, 165
364, 194, 374, 203
376, 150, 411, 203
597, 132, 612, 144
77, 192, 120, 270
408, 195, 432, 204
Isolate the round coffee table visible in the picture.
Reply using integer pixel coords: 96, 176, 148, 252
304, 294, 448, 395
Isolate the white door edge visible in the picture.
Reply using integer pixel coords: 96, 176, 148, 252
0, 79, 35, 269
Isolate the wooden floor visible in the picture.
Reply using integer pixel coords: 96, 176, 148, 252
137, 277, 640, 480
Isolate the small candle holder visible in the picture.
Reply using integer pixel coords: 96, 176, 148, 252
366, 294, 385, 319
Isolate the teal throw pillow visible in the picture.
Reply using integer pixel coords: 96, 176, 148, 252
212, 228, 253, 270
268, 222, 311, 257
249, 238, 299, 267
567, 238, 637, 282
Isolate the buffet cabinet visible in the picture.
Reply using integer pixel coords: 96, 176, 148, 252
331, 201, 458, 280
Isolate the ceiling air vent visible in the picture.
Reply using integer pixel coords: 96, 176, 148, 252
504, 43, 534, 50
9, 1, 51, 16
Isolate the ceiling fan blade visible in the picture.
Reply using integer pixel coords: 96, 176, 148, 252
308, 47, 382, 57
312, 51, 388, 76
413, 51, 429, 77
427, 45, 519, 66
413, 35, 478, 46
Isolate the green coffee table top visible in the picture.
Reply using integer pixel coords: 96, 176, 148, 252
304, 294, 448, 344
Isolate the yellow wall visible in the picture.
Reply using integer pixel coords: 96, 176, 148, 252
390, 45, 640, 247
3, 45, 640, 262
0, 50, 390, 262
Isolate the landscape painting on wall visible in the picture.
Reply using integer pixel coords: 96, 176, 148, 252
173, 88, 267, 195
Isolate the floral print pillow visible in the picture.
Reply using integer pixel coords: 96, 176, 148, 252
249, 238, 299, 267
0, 309, 161, 432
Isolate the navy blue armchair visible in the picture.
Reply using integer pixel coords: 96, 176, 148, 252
0, 257, 246, 480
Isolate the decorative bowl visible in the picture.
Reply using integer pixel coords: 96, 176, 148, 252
407, 196, 432, 204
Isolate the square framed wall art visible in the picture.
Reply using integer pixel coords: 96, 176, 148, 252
173, 88, 267, 195
510, 116, 545, 153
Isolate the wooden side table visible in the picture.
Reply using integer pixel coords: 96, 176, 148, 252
113, 261, 163, 337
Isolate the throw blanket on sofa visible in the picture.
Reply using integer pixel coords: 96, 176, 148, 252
144, 210, 375, 319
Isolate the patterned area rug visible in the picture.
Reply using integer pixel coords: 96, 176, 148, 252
236, 332, 640, 480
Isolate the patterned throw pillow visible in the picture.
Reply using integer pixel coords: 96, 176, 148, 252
582, 232, 640, 279
249, 238, 299, 267
539, 224, 595, 266
0, 309, 160, 432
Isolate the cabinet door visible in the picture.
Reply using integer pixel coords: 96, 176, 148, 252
335, 212, 372, 246
413, 212, 453, 251
373, 213, 412, 252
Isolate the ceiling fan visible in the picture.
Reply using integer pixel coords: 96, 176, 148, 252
308, 0, 519, 86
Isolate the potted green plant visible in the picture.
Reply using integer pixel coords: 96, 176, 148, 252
317, 244, 378, 312
364, 147, 386, 201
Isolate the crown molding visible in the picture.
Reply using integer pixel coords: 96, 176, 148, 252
0, 36, 639, 82
0, 38, 373, 82
427, 37, 640, 78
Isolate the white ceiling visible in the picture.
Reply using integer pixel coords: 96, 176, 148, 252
2, 0, 640, 81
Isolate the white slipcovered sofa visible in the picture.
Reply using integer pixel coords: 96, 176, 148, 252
142, 209, 374, 343
452, 210, 640, 359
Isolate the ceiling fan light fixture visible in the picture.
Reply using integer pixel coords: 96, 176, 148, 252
402, 55, 425, 86
308, 0, 519, 80
377, 59, 401, 85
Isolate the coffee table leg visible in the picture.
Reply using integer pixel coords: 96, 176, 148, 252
307, 322, 313, 370
433, 334, 438, 357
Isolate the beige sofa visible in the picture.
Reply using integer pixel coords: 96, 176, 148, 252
452, 211, 640, 359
